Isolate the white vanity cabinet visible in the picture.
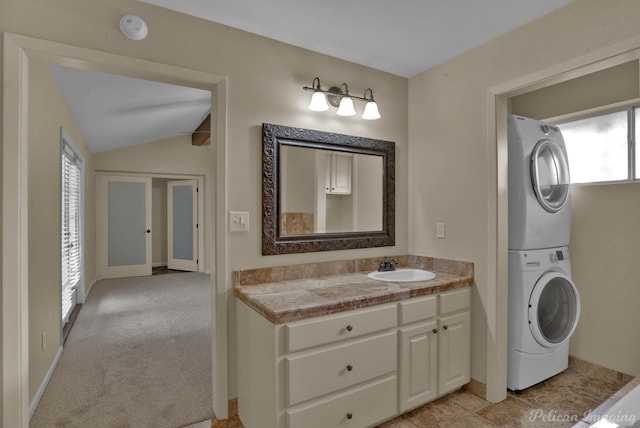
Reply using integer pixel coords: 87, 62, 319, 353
236, 286, 471, 428
398, 288, 471, 413
237, 301, 398, 428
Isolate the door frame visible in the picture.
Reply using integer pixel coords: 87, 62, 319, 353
485, 36, 640, 402
2, 33, 229, 426
95, 172, 206, 277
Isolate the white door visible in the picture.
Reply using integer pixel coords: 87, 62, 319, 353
167, 180, 198, 271
61, 135, 83, 323
97, 175, 152, 279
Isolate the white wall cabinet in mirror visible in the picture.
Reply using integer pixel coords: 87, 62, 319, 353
326, 152, 352, 195
262, 123, 395, 255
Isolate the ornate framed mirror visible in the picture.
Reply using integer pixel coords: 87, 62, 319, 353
262, 123, 395, 255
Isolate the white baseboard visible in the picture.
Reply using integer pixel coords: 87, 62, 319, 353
29, 345, 63, 419
83, 278, 97, 302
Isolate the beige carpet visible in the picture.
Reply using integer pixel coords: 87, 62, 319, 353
30, 272, 214, 428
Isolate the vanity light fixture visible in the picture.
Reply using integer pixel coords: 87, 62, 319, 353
119, 15, 149, 41
302, 77, 381, 120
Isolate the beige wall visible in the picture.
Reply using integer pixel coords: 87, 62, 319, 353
27, 58, 95, 401
569, 183, 640, 376
1, 0, 408, 404
511, 60, 639, 120
408, 0, 640, 385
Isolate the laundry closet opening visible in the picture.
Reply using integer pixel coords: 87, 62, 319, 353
506, 56, 640, 382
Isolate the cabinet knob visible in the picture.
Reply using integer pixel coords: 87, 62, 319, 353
347, 413, 353, 420
432, 328, 438, 334
346, 364, 353, 372
346, 325, 353, 332
443, 325, 448, 330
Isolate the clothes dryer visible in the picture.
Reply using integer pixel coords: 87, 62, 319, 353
508, 115, 571, 250
507, 247, 580, 391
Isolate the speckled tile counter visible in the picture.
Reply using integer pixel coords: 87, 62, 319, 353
234, 268, 473, 324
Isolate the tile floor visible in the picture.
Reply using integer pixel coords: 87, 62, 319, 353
184, 357, 632, 428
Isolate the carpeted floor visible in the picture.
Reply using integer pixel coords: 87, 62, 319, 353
30, 272, 214, 428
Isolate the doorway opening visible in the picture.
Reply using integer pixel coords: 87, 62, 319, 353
2, 33, 229, 426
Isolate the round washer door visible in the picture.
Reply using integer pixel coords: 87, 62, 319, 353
528, 272, 580, 348
530, 140, 570, 213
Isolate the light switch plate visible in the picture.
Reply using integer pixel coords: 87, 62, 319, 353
229, 211, 250, 232
436, 222, 445, 239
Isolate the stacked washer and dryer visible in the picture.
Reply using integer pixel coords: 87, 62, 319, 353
507, 115, 581, 391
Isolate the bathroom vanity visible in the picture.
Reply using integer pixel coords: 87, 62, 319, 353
235, 269, 473, 428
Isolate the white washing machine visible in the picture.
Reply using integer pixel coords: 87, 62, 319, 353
508, 115, 571, 250
507, 247, 581, 391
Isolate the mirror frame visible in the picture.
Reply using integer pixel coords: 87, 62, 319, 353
262, 123, 395, 255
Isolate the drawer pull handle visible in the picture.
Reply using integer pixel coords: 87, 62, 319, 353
346, 365, 353, 372
347, 413, 353, 420
346, 325, 353, 332
443, 325, 448, 330
432, 328, 438, 334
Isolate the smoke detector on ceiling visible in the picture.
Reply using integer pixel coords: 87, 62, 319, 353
119, 15, 148, 41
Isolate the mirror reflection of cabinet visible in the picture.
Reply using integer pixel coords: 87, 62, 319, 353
325, 153, 352, 195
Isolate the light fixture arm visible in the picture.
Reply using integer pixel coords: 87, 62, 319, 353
302, 78, 379, 102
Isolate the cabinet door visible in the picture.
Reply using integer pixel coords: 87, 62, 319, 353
398, 320, 438, 412
327, 153, 352, 194
438, 311, 471, 394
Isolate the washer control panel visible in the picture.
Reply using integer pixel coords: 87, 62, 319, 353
551, 248, 569, 263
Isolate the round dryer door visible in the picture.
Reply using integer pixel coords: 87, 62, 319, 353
528, 272, 580, 348
530, 140, 570, 213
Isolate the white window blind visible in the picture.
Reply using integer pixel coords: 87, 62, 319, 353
61, 139, 82, 323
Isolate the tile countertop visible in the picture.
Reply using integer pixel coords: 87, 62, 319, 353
234, 270, 473, 324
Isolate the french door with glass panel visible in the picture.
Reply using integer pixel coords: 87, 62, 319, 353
97, 174, 152, 279
61, 135, 83, 323
167, 180, 199, 271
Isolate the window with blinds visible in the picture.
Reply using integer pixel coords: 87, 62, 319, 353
61, 134, 83, 323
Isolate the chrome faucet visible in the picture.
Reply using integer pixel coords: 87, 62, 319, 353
378, 257, 398, 272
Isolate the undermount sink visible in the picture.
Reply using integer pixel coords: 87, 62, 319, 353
368, 268, 436, 283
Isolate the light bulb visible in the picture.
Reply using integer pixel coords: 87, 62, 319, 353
362, 101, 381, 120
308, 91, 329, 111
336, 96, 356, 116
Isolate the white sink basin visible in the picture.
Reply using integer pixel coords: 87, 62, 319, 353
367, 268, 436, 283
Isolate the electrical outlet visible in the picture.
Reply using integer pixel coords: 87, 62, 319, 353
436, 222, 446, 239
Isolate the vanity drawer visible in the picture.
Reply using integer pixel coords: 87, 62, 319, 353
286, 375, 397, 428
399, 295, 437, 325
286, 332, 397, 406
285, 303, 396, 352
439, 288, 471, 315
